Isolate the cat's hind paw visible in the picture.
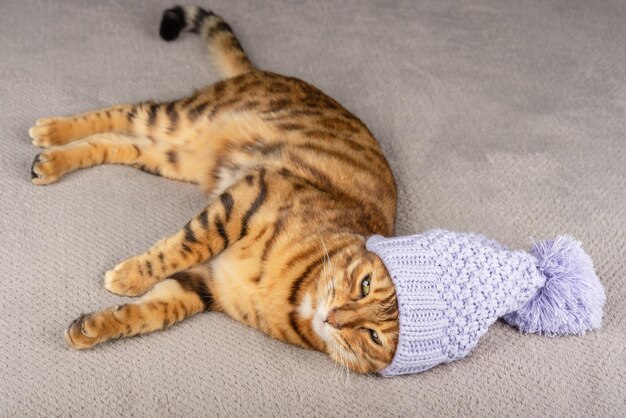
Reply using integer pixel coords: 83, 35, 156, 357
30, 151, 64, 185
29, 117, 74, 148
29, 118, 61, 147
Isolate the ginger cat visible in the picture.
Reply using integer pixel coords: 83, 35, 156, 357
30, 5, 399, 373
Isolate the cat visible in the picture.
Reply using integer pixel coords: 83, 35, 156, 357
30, 5, 399, 374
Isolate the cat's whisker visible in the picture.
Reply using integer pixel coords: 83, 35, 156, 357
315, 233, 328, 291
331, 335, 359, 382
317, 232, 336, 304
329, 345, 343, 380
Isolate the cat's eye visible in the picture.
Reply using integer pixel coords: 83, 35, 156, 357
360, 274, 371, 297
369, 329, 381, 345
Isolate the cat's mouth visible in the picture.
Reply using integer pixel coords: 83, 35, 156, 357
311, 297, 333, 344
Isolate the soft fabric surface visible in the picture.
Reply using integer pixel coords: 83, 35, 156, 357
1, 0, 624, 416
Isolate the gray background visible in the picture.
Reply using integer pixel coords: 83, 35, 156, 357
1, 0, 625, 416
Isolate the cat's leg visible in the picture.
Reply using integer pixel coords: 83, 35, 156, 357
30, 133, 205, 185
65, 266, 215, 349
104, 168, 269, 296
31, 6, 257, 148
29, 98, 197, 148
29, 104, 135, 148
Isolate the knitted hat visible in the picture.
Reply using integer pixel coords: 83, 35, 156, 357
366, 230, 605, 377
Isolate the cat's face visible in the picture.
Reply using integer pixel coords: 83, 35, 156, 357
311, 244, 399, 373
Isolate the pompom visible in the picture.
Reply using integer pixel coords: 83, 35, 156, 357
503, 235, 605, 335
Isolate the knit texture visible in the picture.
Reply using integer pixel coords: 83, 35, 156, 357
368, 230, 546, 376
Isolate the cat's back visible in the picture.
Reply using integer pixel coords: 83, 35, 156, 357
186, 70, 397, 235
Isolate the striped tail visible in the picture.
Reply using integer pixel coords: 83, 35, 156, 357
159, 5, 256, 78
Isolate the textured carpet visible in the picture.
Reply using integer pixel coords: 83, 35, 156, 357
1, 0, 625, 416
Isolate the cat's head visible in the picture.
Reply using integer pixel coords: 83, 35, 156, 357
310, 239, 399, 373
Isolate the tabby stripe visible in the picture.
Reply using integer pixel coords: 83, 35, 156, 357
208, 98, 240, 119
237, 80, 262, 93
283, 242, 323, 270
380, 323, 398, 333
264, 109, 323, 122
208, 21, 233, 37
215, 216, 229, 249
184, 222, 198, 243
276, 123, 305, 131
264, 98, 291, 113
296, 141, 378, 175
358, 341, 379, 365
166, 150, 178, 165
318, 117, 360, 134
199, 209, 209, 229
127, 106, 138, 123
171, 271, 214, 310
257, 142, 284, 157
288, 153, 335, 193
189, 101, 210, 121
166, 102, 178, 131
340, 317, 365, 329
261, 218, 284, 262
145, 261, 153, 277
237, 100, 260, 112
158, 252, 166, 271
358, 203, 391, 235
378, 293, 396, 308
277, 168, 325, 194
147, 103, 159, 126
219, 192, 234, 222
213, 80, 227, 96
250, 225, 270, 243
172, 304, 182, 321
303, 129, 387, 161
241, 138, 285, 157
288, 246, 343, 305
288, 311, 316, 349
267, 82, 290, 94
180, 96, 197, 109
239, 168, 267, 239
298, 177, 388, 235
252, 219, 286, 285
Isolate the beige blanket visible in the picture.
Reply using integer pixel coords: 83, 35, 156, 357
1, 0, 624, 415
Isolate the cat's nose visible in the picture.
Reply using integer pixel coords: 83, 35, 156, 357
325, 309, 340, 328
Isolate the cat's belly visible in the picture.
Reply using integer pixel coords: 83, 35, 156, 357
208, 241, 293, 341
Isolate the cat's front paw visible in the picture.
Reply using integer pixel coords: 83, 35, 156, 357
29, 117, 72, 148
104, 256, 157, 296
30, 150, 66, 185
64, 314, 100, 349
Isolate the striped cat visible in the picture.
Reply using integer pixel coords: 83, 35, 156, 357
30, 6, 399, 373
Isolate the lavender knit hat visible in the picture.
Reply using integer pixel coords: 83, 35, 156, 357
366, 230, 606, 377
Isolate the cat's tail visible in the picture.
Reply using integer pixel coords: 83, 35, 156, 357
159, 5, 256, 79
